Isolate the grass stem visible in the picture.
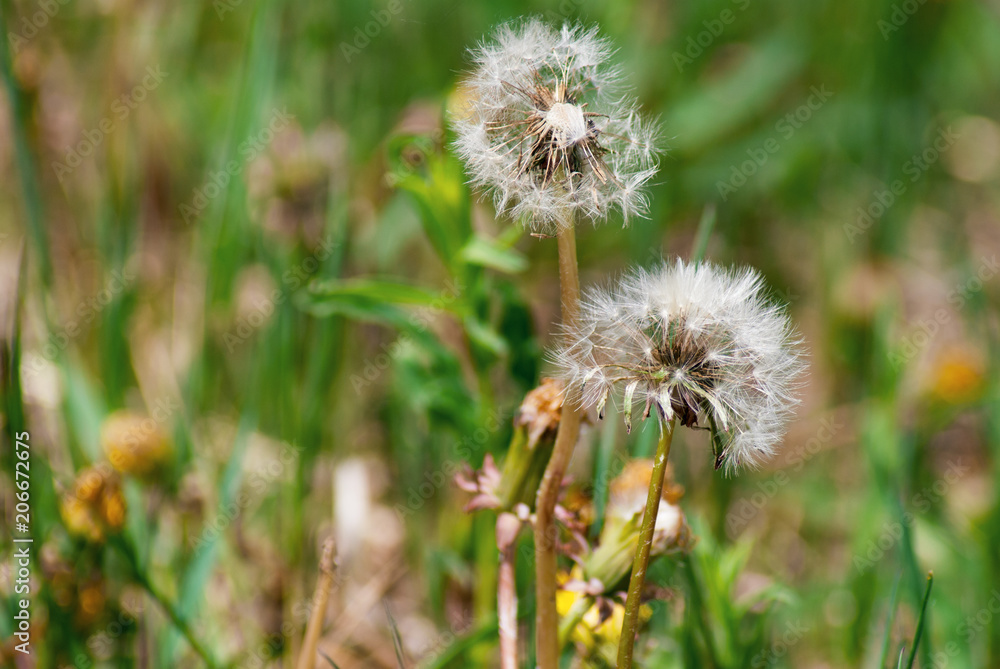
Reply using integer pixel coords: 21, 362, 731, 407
297, 538, 338, 669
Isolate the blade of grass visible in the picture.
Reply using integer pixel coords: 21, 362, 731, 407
590, 413, 619, 540
159, 408, 257, 666
417, 618, 499, 669
2, 242, 27, 444
690, 204, 717, 264
318, 651, 342, 669
384, 599, 409, 669
877, 573, 902, 669
0, 3, 52, 286
904, 572, 933, 669
112, 535, 222, 668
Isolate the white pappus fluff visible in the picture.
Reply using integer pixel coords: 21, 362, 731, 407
451, 19, 661, 231
553, 259, 805, 473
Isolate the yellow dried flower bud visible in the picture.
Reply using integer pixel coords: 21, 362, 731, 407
927, 346, 984, 405
60, 466, 126, 543
101, 410, 171, 478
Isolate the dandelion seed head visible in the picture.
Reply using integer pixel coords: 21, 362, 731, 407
554, 259, 805, 473
452, 19, 661, 231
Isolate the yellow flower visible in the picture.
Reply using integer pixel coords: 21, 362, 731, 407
558, 566, 652, 663
101, 410, 172, 478
928, 347, 984, 405
60, 466, 126, 543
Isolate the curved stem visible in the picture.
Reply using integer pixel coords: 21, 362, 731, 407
109, 536, 221, 668
131, 561, 221, 668
617, 420, 676, 669
535, 216, 583, 669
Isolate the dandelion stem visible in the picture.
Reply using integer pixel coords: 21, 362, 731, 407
617, 419, 676, 669
498, 531, 519, 669
535, 213, 584, 669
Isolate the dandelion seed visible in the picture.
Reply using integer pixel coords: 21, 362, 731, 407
554, 259, 805, 472
452, 19, 661, 231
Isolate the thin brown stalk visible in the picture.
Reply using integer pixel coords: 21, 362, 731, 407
297, 538, 338, 669
498, 514, 520, 669
617, 420, 676, 669
534, 215, 584, 669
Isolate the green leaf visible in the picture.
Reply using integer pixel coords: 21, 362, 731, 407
664, 34, 805, 155
307, 278, 454, 310
416, 618, 499, 669
60, 361, 107, 465
388, 134, 472, 272
459, 235, 528, 274
463, 316, 508, 357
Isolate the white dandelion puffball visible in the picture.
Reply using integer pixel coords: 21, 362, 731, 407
451, 19, 661, 231
554, 260, 805, 472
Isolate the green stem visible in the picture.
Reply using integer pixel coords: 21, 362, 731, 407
617, 420, 676, 669
557, 594, 593, 649
535, 215, 583, 669
113, 538, 222, 668
143, 576, 222, 669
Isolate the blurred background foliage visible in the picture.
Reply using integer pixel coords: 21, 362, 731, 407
0, 0, 999, 666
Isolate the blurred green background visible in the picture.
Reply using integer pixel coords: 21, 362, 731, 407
1, 0, 999, 666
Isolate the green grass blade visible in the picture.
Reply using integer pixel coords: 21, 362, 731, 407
877, 573, 903, 669
0, 4, 51, 286
384, 599, 409, 669
690, 204, 717, 264
904, 572, 933, 669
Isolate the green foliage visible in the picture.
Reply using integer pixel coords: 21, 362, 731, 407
0, 0, 998, 665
